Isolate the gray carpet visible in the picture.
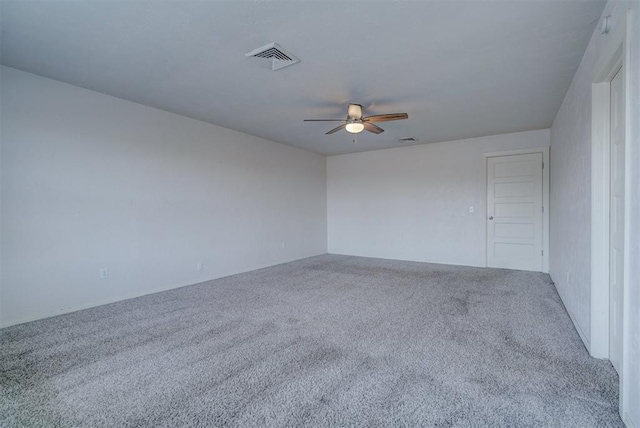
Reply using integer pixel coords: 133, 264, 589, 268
0, 255, 623, 427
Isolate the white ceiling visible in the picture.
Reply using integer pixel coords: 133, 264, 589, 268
1, 1, 605, 155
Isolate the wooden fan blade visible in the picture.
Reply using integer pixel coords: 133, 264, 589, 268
326, 124, 347, 135
364, 123, 384, 134
363, 113, 408, 123
304, 119, 346, 122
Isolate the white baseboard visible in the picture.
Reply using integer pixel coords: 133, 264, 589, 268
0, 252, 327, 329
551, 276, 591, 354
0, 281, 197, 329
327, 252, 486, 269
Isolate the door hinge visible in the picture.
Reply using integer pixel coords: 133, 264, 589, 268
542, 162, 544, 170
542, 250, 544, 256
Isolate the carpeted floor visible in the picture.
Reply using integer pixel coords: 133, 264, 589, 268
0, 255, 623, 427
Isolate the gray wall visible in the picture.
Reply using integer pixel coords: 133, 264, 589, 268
327, 130, 550, 267
1, 67, 327, 327
550, 1, 639, 425
549, 0, 633, 347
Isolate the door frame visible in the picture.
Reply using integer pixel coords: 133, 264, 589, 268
483, 147, 549, 273
590, 8, 632, 421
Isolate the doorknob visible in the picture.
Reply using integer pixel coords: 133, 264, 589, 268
489, 216, 494, 220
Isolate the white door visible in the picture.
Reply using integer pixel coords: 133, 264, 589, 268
609, 65, 625, 374
487, 153, 543, 271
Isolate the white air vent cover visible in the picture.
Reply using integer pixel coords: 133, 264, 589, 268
245, 42, 300, 71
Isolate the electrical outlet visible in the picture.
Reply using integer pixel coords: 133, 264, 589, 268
100, 268, 109, 279
281, 242, 286, 249
469, 206, 474, 213
196, 262, 203, 271
566, 272, 570, 282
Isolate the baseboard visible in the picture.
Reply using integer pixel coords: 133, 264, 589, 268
551, 276, 591, 353
326, 252, 486, 269
624, 412, 638, 428
0, 281, 198, 329
567, 306, 591, 353
0, 252, 327, 329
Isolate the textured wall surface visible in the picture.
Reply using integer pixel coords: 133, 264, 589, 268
1, 67, 327, 327
550, 2, 639, 425
327, 130, 550, 268
549, 1, 632, 347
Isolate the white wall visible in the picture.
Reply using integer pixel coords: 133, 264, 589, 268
0, 67, 327, 327
327, 130, 550, 267
550, 1, 628, 349
550, 1, 639, 425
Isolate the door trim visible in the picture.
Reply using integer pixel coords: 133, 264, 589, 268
590, 31, 624, 362
590, 8, 633, 423
483, 147, 549, 273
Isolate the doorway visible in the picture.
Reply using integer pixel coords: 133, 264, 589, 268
484, 148, 549, 273
486, 153, 543, 271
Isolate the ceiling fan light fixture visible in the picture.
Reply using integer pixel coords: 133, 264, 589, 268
345, 121, 365, 133
304, 103, 408, 136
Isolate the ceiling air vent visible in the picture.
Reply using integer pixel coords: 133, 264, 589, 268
398, 137, 418, 144
245, 42, 300, 71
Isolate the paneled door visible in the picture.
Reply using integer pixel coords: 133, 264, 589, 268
609, 65, 625, 374
487, 153, 543, 271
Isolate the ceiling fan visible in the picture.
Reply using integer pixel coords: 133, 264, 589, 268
304, 103, 409, 135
